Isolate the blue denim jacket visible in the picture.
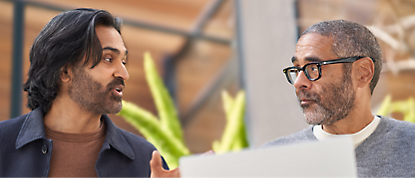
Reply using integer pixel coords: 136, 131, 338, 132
0, 107, 168, 177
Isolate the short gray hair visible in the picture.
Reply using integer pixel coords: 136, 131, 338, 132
302, 20, 382, 95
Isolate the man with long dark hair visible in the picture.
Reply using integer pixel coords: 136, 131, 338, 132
0, 8, 176, 177
264, 20, 415, 177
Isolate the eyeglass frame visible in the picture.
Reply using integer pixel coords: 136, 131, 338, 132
282, 56, 367, 85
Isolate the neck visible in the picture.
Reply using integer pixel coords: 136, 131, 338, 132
44, 94, 102, 134
322, 99, 374, 135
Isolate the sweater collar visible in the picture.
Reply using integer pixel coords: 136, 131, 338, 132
313, 116, 380, 148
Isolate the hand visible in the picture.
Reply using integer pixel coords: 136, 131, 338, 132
150, 151, 180, 178
201, 150, 215, 156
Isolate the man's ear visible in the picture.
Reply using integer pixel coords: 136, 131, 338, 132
60, 65, 72, 82
354, 57, 374, 88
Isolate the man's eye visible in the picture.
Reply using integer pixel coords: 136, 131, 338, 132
308, 65, 318, 72
104, 57, 112, 62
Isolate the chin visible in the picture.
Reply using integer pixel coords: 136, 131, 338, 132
305, 118, 323, 125
103, 101, 123, 114
111, 103, 123, 114
304, 112, 325, 125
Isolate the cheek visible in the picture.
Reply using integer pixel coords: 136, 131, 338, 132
316, 85, 327, 100
316, 80, 337, 101
318, 70, 344, 90
89, 68, 112, 82
320, 68, 336, 80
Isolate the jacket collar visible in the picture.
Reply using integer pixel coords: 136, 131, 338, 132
101, 114, 135, 160
15, 107, 135, 160
16, 107, 47, 149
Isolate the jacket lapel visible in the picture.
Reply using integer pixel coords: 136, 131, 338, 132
101, 115, 135, 160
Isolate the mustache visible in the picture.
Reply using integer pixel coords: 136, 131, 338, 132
297, 90, 320, 103
106, 78, 125, 90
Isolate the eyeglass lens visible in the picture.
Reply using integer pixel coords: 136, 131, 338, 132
287, 63, 320, 84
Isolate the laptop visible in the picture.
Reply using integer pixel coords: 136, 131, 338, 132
180, 137, 357, 177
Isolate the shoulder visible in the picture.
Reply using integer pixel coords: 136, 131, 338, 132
0, 114, 27, 136
261, 126, 315, 148
0, 114, 29, 152
378, 116, 415, 137
356, 116, 415, 151
0, 114, 27, 127
355, 116, 415, 177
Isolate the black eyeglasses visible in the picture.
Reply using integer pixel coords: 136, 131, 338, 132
283, 56, 366, 85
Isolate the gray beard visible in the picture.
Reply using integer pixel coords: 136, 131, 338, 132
297, 72, 355, 126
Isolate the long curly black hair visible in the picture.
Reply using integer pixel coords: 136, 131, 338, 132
23, 8, 122, 114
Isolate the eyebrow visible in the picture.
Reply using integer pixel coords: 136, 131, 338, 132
103, 47, 128, 56
291, 56, 322, 63
291, 56, 297, 63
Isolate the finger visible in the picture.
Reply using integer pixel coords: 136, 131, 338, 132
201, 150, 215, 156
170, 167, 181, 177
150, 150, 163, 172
150, 151, 182, 178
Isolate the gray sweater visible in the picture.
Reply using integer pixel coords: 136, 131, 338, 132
263, 116, 415, 177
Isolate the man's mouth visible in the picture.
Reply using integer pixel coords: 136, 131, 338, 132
107, 78, 125, 98
113, 85, 124, 97
300, 99, 314, 106
297, 90, 319, 107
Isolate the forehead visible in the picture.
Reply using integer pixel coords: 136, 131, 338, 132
95, 25, 127, 53
293, 33, 336, 64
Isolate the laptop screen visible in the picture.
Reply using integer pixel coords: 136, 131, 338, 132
180, 138, 357, 177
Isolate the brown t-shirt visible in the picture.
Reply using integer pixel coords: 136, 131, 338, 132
46, 122, 106, 177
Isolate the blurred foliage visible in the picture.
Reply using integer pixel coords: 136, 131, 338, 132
118, 52, 249, 169
212, 90, 249, 154
377, 94, 415, 123
118, 52, 189, 169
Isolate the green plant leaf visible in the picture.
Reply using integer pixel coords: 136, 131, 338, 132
215, 90, 248, 153
403, 98, 415, 123
144, 52, 184, 145
376, 94, 391, 116
118, 101, 190, 168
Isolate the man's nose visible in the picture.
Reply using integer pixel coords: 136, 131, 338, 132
114, 62, 129, 81
293, 71, 311, 90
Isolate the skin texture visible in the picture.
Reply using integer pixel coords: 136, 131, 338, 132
293, 33, 375, 134
68, 66, 126, 115
150, 151, 181, 177
44, 25, 129, 134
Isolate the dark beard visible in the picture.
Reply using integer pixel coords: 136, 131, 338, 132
68, 67, 125, 115
297, 71, 355, 126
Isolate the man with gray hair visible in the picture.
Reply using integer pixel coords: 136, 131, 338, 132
263, 20, 415, 177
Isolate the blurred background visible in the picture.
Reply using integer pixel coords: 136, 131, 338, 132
0, 0, 415, 153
